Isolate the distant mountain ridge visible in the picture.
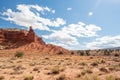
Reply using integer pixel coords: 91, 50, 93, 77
106, 47, 120, 50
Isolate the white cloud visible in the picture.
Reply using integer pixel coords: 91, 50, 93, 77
52, 10, 55, 14
1, 4, 66, 30
43, 22, 101, 49
86, 35, 120, 49
67, 8, 72, 11
0, 4, 102, 50
88, 12, 93, 16
62, 22, 101, 37
43, 31, 79, 46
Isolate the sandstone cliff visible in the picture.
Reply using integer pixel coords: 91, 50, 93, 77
0, 26, 70, 54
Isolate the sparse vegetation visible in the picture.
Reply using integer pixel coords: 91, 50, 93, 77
114, 53, 119, 57
83, 74, 100, 80
100, 59, 106, 63
33, 67, 39, 71
99, 67, 109, 73
81, 69, 93, 76
85, 50, 90, 56
91, 62, 98, 66
77, 50, 84, 56
104, 49, 110, 56
55, 74, 66, 80
29, 62, 36, 66
105, 75, 120, 80
113, 57, 120, 62
76, 73, 81, 78
57, 51, 63, 55
79, 62, 87, 66
0, 76, 5, 80
71, 51, 74, 55
15, 51, 24, 58
0, 49, 120, 80
51, 66, 60, 74
24, 75, 34, 80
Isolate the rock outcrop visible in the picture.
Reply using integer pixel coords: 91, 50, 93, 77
0, 26, 70, 54
0, 26, 45, 45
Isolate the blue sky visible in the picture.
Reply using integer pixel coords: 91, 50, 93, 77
0, 0, 120, 50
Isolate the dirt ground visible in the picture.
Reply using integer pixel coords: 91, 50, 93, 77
0, 52, 120, 80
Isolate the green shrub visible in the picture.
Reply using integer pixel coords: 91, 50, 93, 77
86, 50, 90, 56
104, 49, 110, 56
77, 51, 84, 56
15, 51, 24, 58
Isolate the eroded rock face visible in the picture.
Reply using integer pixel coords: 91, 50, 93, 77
0, 26, 45, 45
0, 26, 45, 50
42, 44, 70, 54
18, 43, 70, 54
0, 26, 70, 54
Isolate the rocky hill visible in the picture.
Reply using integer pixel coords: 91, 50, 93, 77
0, 26, 70, 54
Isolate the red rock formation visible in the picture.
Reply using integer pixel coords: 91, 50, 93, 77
18, 43, 70, 54
0, 28, 27, 43
0, 26, 45, 45
27, 26, 36, 42
0, 29, 5, 43
26, 26, 45, 45
0, 26, 70, 54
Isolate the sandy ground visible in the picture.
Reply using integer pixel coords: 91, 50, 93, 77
0, 52, 120, 80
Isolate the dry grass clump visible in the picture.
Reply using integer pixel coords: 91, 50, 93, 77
10, 65, 25, 75
24, 75, 34, 80
99, 59, 106, 64
48, 66, 65, 75
0, 76, 5, 80
33, 67, 39, 71
108, 64, 120, 71
10, 57, 17, 60
82, 74, 100, 80
44, 57, 49, 60
79, 62, 87, 66
91, 62, 98, 66
29, 62, 36, 66
51, 66, 60, 74
99, 67, 109, 73
106, 75, 120, 80
55, 74, 66, 80
81, 68, 93, 76
10, 71, 23, 75
108, 67, 114, 71
13, 65, 26, 71
114, 65, 120, 71
75, 73, 81, 78
114, 53, 119, 57
113, 58, 120, 62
